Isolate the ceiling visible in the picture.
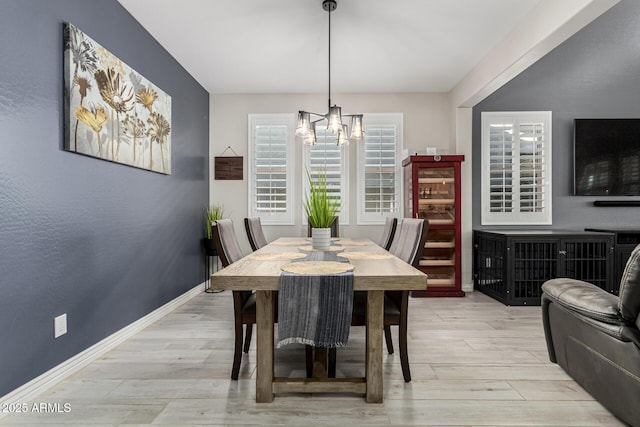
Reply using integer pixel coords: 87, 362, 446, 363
118, 0, 543, 95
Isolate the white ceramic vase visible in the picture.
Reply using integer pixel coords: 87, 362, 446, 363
311, 227, 331, 250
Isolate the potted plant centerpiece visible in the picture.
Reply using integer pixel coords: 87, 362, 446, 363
203, 204, 225, 256
303, 169, 339, 250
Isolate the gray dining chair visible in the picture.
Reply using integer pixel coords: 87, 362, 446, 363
379, 217, 398, 250
244, 217, 268, 251
348, 218, 429, 382
212, 219, 255, 380
388, 219, 402, 254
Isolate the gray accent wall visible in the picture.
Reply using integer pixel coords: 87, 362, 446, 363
472, 0, 640, 230
0, 0, 209, 396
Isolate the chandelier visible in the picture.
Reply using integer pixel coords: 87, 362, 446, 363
295, 0, 364, 146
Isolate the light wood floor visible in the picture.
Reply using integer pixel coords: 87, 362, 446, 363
1, 290, 625, 426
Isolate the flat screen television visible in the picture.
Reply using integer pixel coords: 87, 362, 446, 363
574, 119, 640, 196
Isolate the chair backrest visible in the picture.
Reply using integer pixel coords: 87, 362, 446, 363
618, 244, 640, 325
244, 217, 268, 251
212, 219, 244, 267
388, 219, 402, 255
391, 218, 429, 268
379, 217, 398, 250
307, 216, 339, 238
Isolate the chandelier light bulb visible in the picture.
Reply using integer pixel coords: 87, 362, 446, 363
337, 124, 350, 146
327, 106, 342, 133
295, 111, 312, 137
350, 115, 364, 139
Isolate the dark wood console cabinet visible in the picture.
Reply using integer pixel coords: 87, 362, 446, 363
473, 230, 615, 305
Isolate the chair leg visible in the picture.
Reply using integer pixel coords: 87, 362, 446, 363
243, 324, 253, 353
328, 348, 336, 378
384, 325, 394, 354
398, 323, 411, 382
305, 345, 314, 378
231, 320, 244, 380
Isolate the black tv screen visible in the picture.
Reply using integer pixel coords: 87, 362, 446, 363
574, 119, 640, 196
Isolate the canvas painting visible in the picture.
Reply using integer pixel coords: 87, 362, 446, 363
64, 23, 172, 174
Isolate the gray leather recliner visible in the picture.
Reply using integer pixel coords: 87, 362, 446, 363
541, 244, 640, 426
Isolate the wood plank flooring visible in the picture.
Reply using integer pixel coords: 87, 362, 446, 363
0, 290, 625, 426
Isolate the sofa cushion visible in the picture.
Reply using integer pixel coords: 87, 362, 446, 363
542, 278, 625, 325
619, 244, 640, 323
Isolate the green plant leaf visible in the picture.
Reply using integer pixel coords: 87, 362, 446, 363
204, 204, 225, 238
303, 168, 339, 228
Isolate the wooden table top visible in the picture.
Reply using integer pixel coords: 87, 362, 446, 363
210, 237, 428, 291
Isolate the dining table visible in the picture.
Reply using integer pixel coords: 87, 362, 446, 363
209, 236, 428, 403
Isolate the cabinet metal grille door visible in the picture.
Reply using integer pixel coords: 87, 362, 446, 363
475, 235, 505, 299
563, 240, 609, 291
513, 241, 558, 301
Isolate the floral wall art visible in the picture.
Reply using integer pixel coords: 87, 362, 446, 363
64, 23, 172, 174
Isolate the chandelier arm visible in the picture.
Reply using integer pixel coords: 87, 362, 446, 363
301, 111, 327, 119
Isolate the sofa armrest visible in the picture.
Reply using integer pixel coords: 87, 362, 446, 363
541, 278, 625, 326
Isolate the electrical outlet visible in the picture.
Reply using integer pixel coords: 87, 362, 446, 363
54, 314, 67, 338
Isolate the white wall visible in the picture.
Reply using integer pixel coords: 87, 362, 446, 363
210, 92, 450, 254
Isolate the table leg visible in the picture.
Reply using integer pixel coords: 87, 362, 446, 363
312, 348, 328, 379
256, 290, 275, 402
366, 290, 383, 403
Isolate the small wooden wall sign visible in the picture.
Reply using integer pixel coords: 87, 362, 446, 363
214, 156, 243, 180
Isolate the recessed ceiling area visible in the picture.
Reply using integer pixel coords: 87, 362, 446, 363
117, 0, 543, 94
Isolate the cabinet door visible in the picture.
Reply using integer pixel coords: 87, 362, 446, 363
416, 166, 455, 224
560, 238, 612, 292
511, 239, 558, 302
404, 165, 414, 218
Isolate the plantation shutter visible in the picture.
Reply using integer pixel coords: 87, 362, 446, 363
518, 122, 546, 212
488, 123, 514, 213
248, 114, 294, 225
304, 126, 348, 224
357, 113, 403, 225
363, 125, 398, 214
255, 125, 287, 213
482, 112, 552, 225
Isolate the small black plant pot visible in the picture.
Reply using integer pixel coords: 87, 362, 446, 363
203, 238, 217, 257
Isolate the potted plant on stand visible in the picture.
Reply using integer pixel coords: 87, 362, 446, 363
203, 204, 225, 256
304, 169, 339, 250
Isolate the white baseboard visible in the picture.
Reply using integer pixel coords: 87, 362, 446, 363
0, 282, 205, 414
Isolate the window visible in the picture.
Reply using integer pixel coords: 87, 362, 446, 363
248, 114, 295, 225
357, 113, 403, 225
303, 126, 349, 225
481, 111, 552, 225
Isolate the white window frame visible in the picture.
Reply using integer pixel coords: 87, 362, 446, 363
481, 111, 552, 225
247, 113, 295, 225
302, 125, 349, 225
357, 113, 404, 225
